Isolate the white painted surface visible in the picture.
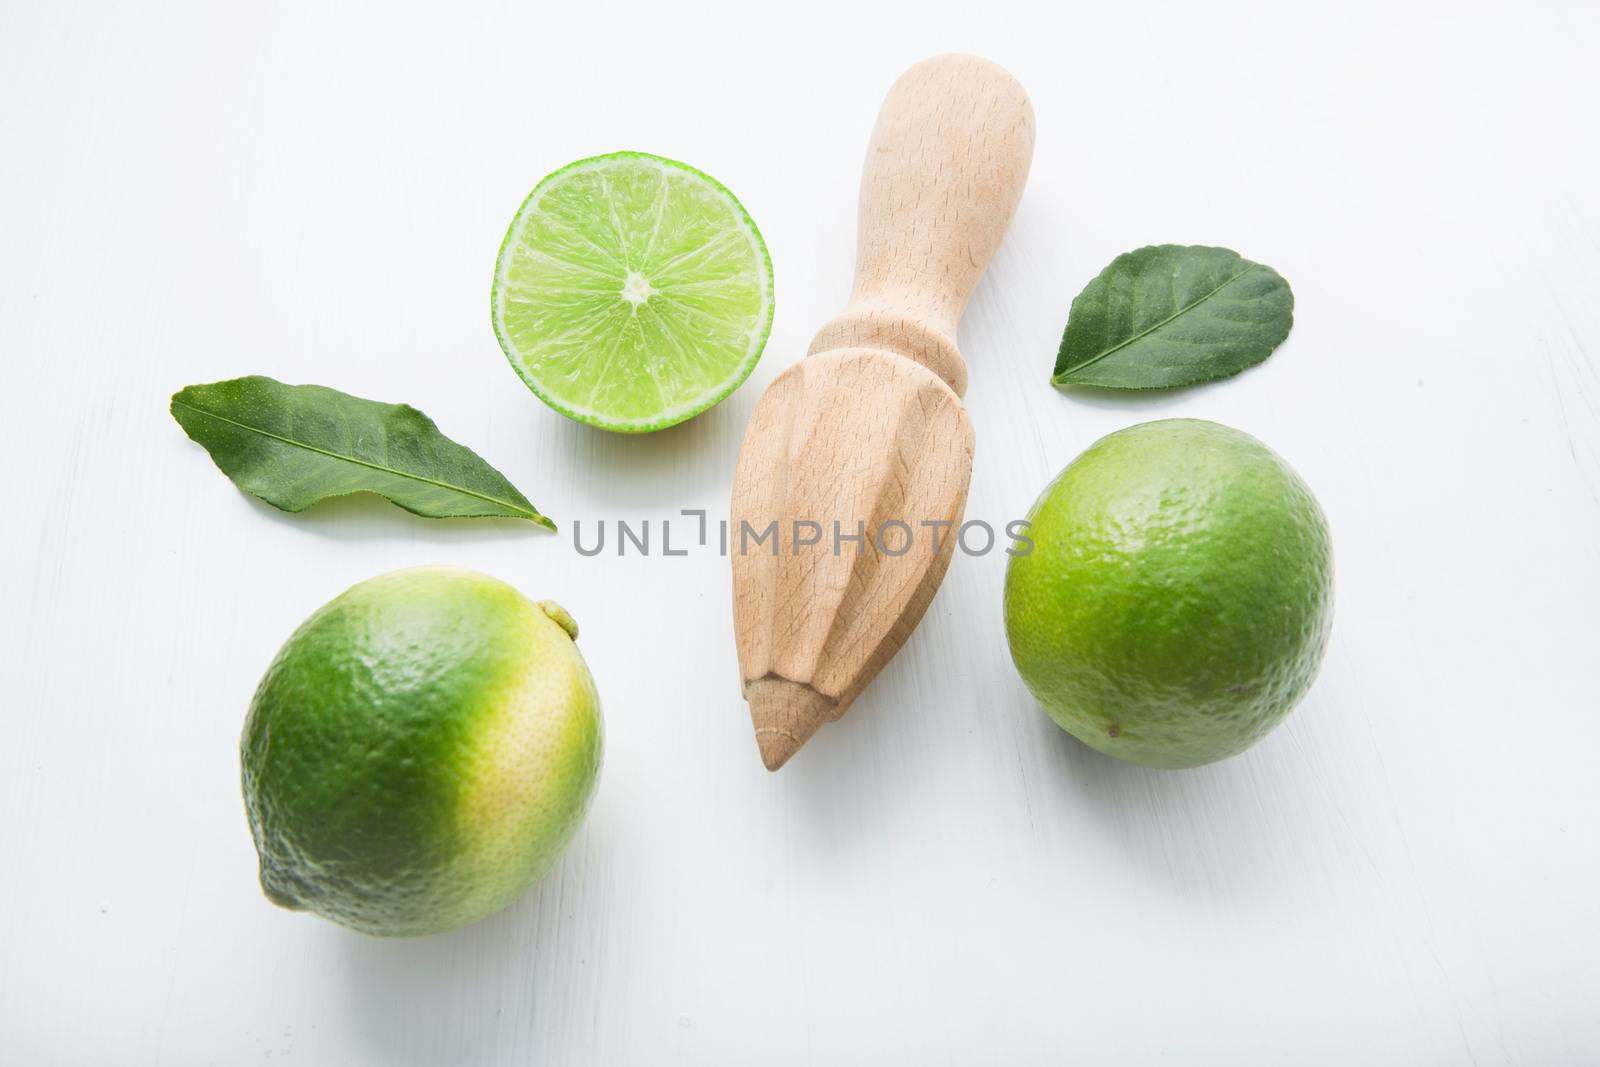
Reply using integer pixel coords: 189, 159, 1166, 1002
2, 1, 1597, 1063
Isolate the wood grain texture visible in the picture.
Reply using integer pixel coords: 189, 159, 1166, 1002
731, 350, 972, 766
732, 55, 1033, 768
808, 55, 1037, 395
2, 3, 1599, 1065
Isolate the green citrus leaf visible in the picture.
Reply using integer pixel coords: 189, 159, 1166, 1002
1052, 245, 1294, 389
170, 376, 554, 528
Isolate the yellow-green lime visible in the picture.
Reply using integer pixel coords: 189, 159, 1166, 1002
1004, 419, 1332, 768
491, 152, 774, 432
241, 566, 602, 936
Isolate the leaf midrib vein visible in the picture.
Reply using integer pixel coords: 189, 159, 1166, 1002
1058, 265, 1262, 379
172, 399, 536, 517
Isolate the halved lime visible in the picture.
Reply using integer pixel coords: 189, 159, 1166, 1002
491, 152, 774, 432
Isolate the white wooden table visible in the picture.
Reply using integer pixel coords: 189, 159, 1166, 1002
3, 2, 1597, 1063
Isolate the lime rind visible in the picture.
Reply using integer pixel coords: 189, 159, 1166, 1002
491, 152, 774, 433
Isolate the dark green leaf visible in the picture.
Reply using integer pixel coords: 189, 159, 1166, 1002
170, 376, 554, 528
1052, 245, 1294, 389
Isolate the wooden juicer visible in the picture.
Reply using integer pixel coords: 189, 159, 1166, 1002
730, 55, 1035, 770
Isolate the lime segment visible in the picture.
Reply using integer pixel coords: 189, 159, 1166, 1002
492, 152, 774, 432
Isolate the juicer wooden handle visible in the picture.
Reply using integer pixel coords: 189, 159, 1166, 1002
807, 54, 1035, 395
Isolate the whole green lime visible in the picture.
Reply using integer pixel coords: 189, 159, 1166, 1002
241, 566, 602, 936
1004, 419, 1332, 768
